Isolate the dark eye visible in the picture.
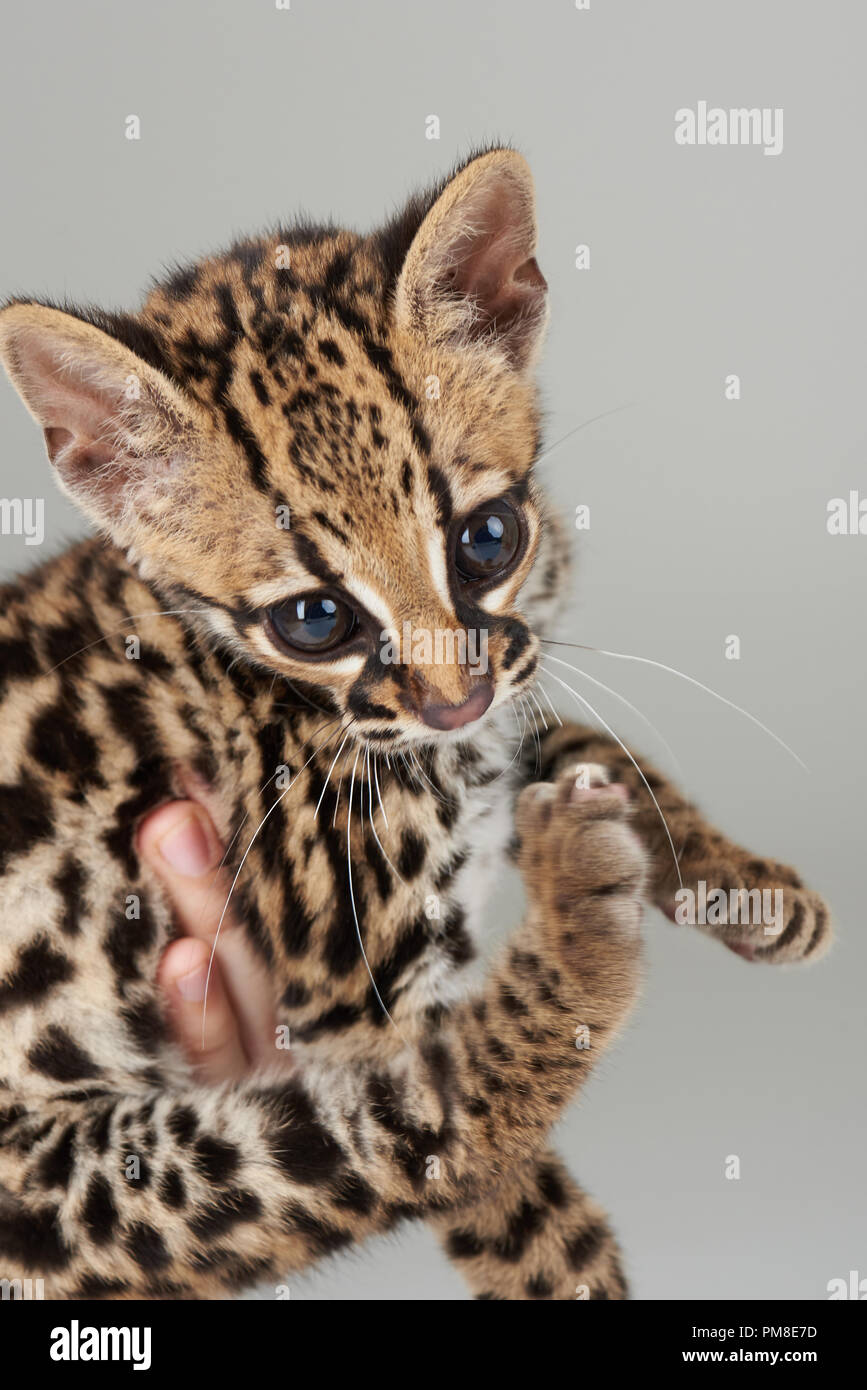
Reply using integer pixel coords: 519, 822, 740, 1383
267, 593, 357, 655
454, 499, 522, 583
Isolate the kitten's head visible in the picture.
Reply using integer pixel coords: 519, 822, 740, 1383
0, 147, 568, 746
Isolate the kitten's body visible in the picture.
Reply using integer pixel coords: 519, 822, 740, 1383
0, 151, 830, 1299
0, 534, 529, 1088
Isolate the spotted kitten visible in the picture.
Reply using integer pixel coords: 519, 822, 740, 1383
0, 149, 830, 1300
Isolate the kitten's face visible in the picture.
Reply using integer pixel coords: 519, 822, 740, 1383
136, 247, 554, 746
0, 149, 567, 746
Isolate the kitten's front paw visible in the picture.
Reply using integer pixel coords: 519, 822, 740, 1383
705, 881, 832, 965
516, 764, 648, 963
664, 841, 833, 965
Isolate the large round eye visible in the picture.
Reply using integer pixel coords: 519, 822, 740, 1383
268, 593, 357, 655
454, 499, 522, 583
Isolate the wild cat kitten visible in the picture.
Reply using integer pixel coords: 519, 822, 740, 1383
0, 149, 830, 1300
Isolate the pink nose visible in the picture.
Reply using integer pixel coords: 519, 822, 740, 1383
418, 680, 494, 731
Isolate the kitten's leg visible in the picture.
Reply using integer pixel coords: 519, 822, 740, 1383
537, 725, 832, 964
435, 721, 830, 1302
0, 771, 646, 1298
432, 1148, 628, 1300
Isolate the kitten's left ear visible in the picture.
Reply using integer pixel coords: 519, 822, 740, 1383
0, 301, 205, 541
393, 148, 548, 372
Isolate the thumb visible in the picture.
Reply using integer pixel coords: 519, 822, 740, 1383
158, 936, 249, 1083
138, 798, 280, 1070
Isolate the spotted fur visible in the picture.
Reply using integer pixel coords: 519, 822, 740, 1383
0, 149, 830, 1299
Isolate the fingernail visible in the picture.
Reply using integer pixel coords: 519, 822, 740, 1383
176, 963, 208, 1002
157, 814, 213, 877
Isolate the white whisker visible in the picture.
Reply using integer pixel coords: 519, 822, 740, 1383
373, 750, 389, 830
536, 683, 563, 727
314, 728, 353, 820
534, 403, 633, 468
540, 651, 685, 784
365, 746, 406, 885
200, 712, 344, 924
400, 751, 422, 789
409, 748, 449, 805
347, 745, 403, 1036
540, 661, 683, 890
514, 701, 528, 767
486, 699, 532, 784
200, 717, 352, 1046
521, 695, 542, 775
332, 773, 344, 827
43, 607, 213, 677
540, 639, 807, 771
527, 689, 550, 735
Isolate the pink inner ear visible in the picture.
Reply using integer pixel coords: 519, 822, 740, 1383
14, 333, 137, 510
457, 242, 547, 334
46, 428, 127, 508
436, 178, 547, 356
44, 426, 74, 463
2, 307, 195, 531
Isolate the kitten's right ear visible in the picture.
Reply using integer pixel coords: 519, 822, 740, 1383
0, 302, 205, 539
393, 148, 548, 372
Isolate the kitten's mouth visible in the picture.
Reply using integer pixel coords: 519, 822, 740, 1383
348, 663, 544, 752
357, 702, 499, 753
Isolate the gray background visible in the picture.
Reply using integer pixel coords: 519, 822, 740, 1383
1, 0, 863, 1300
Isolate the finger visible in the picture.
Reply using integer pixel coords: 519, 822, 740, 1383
158, 937, 248, 1083
138, 800, 279, 1066
137, 800, 232, 942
